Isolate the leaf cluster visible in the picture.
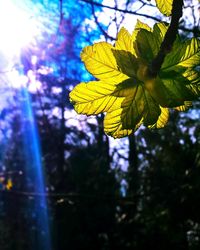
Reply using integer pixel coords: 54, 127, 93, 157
70, 19, 200, 138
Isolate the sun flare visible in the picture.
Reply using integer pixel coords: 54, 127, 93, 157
0, 1, 39, 57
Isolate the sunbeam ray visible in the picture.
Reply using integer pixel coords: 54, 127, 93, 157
20, 86, 52, 250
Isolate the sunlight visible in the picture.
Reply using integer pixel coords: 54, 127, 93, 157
20, 86, 52, 250
0, 2, 52, 248
0, 1, 39, 57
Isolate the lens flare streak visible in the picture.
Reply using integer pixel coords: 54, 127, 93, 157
20, 87, 51, 250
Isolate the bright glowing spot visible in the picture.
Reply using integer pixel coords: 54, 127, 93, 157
7, 69, 28, 88
38, 66, 54, 75
0, 1, 39, 57
27, 70, 42, 93
31, 55, 38, 65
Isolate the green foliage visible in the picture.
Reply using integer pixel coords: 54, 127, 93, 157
70, 20, 200, 138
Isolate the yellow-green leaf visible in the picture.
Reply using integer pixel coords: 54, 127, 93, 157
162, 38, 200, 72
120, 83, 146, 129
115, 27, 136, 55
143, 89, 161, 126
182, 70, 200, 97
132, 19, 152, 42
135, 22, 169, 63
104, 80, 161, 137
148, 107, 169, 129
143, 76, 183, 108
69, 80, 131, 115
155, 0, 173, 16
174, 101, 193, 112
153, 22, 168, 45
104, 109, 134, 139
114, 27, 138, 76
70, 21, 200, 139
134, 29, 158, 62
161, 76, 196, 105
81, 42, 129, 84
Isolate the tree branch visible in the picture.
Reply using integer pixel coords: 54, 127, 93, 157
179, 25, 200, 37
79, 0, 163, 22
90, 4, 115, 41
148, 0, 184, 77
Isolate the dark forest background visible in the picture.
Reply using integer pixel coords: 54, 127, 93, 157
0, 0, 199, 249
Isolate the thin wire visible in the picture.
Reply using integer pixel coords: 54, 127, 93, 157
0, 189, 137, 205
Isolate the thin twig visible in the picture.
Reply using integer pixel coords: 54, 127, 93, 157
79, 0, 162, 22
59, 0, 63, 25
91, 4, 115, 41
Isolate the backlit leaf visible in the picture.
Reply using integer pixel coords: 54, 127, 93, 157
120, 83, 146, 129
81, 42, 129, 84
162, 38, 200, 72
182, 70, 200, 97
143, 89, 161, 126
134, 22, 168, 63
161, 75, 197, 105
148, 107, 169, 129
70, 21, 200, 138
115, 27, 136, 55
132, 19, 152, 42
69, 81, 124, 115
134, 29, 158, 62
114, 27, 138, 76
174, 101, 193, 112
155, 0, 172, 16
104, 109, 134, 139
153, 22, 168, 45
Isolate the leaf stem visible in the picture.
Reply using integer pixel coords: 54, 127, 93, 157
148, 0, 184, 77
